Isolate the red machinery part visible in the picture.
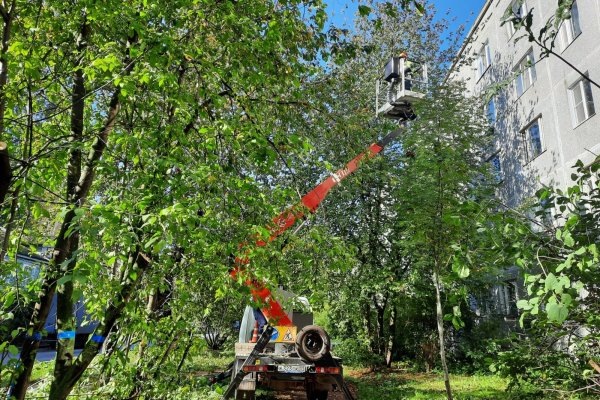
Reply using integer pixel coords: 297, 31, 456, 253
231, 128, 404, 326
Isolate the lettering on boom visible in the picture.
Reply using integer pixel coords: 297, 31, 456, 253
332, 167, 351, 183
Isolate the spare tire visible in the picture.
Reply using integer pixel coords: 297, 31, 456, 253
295, 325, 331, 362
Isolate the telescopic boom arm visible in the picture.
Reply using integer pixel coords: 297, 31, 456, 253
231, 127, 404, 326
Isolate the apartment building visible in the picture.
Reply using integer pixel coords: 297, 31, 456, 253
449, 0, 600, 208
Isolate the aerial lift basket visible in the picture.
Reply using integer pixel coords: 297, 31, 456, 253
375, 56, 428, 120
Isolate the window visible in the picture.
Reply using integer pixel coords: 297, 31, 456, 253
514, 50, 536, 97
477, 42, 492, 78
489, 153, 502, 181
537, 197, 554, 226
505, 0, 527, 37
522, 118, 543, 162
560, 1, 582, 49
569, 77, 595, 126
492, 281, 518, 317
487, 98, 496, 124
504, 281, 519, 317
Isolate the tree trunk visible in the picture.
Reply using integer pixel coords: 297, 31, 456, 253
0, 1, 15, 254
0, 141, 10, 205
385, 304, 396, 368
12, 26, 137, 397
12, 75, 126, 400
176, 331, 194, 373
362, 300, 374, 352
48, 250, 151, 400
52, 232, 80, 387
53, 17, 89, 388
433, 265, 453, 400
12, 207, 79, 400
375, 296, 387, 356
0, 0, 16, 142
0, 182, 18, 258
431, 136, 453, 400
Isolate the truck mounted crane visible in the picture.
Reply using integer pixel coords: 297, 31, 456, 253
221, 55, 427, 400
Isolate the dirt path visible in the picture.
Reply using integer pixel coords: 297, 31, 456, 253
261, 382, 358, 399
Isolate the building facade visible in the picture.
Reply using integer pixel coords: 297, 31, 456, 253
3, 247, 97, 347
449, 0, 599, 321
449, 0, 600, 208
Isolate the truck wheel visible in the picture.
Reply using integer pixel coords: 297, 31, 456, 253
295, 325, 330, 362
234, 390, 255, 400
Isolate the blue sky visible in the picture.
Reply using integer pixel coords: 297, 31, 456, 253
325, 0, 486, 41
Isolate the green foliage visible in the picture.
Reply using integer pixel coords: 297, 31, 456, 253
334, 338, 385, 368
0, 0, 337, 396
288, 2, 494, 377
493, 159, 600, 395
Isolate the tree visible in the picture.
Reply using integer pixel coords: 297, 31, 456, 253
1, 1, 329, 398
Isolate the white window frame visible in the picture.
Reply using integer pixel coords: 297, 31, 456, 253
569, 76, 596, 127
477, 41, 492, 79
521, 117, 544, 163
514, 50, 536, 97
506, 0, 527, 38
559, 0, 582, 50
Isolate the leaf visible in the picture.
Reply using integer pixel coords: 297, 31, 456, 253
153, 239, 167, 253
452, 315, 465, 330
562, 231, 575, 247
516, 299, 531, 310
3, 291, 15, 308
546, 301, 568, 324
557, 275, 570, 293
414, 2, 426, 16
519, 311, 528, 328
590, 243, 599, 260
556, 254, 573, 272
544, 273, 557, 292
129, 270, 138, 281
453, 305, 461, 317
144, 236, 160, 250
451, 257, 469, 278
57, 275, 73, 286
358, 5, 371, 17
72, 288, 83, 301
8, 345, 18, 356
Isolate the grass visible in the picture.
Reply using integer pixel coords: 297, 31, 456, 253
346, 368, 516, 399
344, 367, 598, 400
187, 349, 235, 374
184, 351, 590, 399
4, 350, 594, 399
